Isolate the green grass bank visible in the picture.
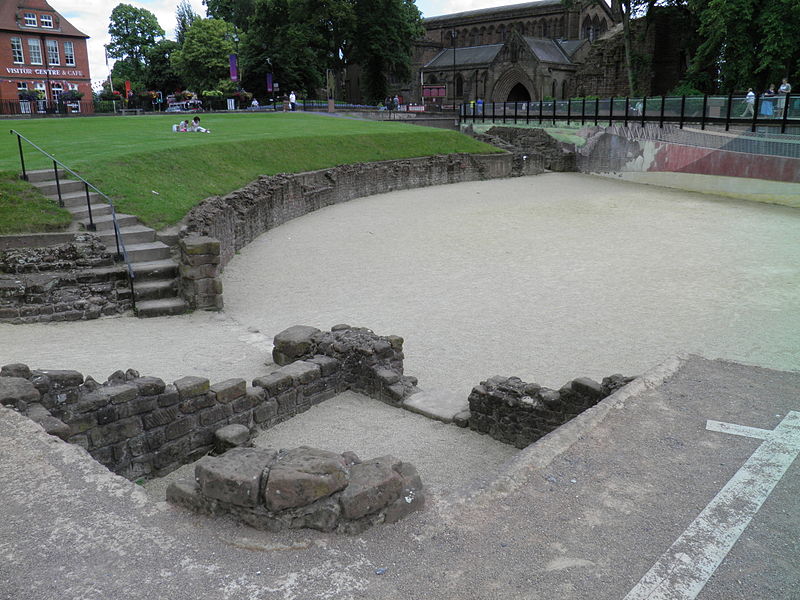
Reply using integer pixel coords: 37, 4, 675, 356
4, 113, 498, 229
0, 170, 71, 234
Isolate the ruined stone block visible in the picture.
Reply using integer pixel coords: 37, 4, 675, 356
133, 376, 166, 396
253, 399, 278, 423
210, 378, 246, 404
307, 355, 340, 377
214, 424, 250, 453
180, 236, 220, 256
196, 447, 277, 507
272, 325, 321, 365
174, 376, 210, 399
101, 384, 138, 405
165, 416, 197, 441
338, 456, 404, 520
198, 403, 232, 427
0, 376, 40, 408
89, 416, 143, 447
252, 371, 293, 396
263, 447, 348, 512
1, 363, 31, 379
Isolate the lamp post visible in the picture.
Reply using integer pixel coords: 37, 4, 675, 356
449, 30, 457, 111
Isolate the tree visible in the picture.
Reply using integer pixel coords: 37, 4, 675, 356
106, 4, 165, 81
144, 40, 184, 93
350, 0, 423, 103
171, 18, 236, 93
687, 0, 800, 92
203, 0, 256, 31
176, 0, 200, 46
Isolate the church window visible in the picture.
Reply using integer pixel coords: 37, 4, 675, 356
561, 80, 567, 99
542, 21, 548, 37
455, 74, 463, 98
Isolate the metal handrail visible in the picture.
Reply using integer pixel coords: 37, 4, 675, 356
10, 129, 137, 313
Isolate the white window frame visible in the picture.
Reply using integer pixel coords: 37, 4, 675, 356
68, 83, 78, 91
40, 15, 53, 28
27, 39, 42, 65
63, 41, 75, 66
17, 82, 28, 91
50, 83, 63, 101
11, 37, 24, 64
23, 13, 37, 27
46, 39, 59, 65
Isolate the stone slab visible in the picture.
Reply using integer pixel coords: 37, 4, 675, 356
401, 388, 468, 424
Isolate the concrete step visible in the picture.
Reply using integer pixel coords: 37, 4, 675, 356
55, 190, 104, 208
402, 389, 469, 424
132, 258, 179, 281
80, 213, 138, 231
25, 169, 68, 183
67, 203, 111, 220
32, 179, 85, 196
125, 241, 171, 263
97, 225, 155, 246
134, 279, 178, 302
135, 297, 188, 318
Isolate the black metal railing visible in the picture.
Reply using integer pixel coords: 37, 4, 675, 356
10, 129, 136, 312
2, 98, 94, 116
459, 93, 800, 134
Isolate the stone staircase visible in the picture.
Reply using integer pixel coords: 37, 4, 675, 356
27, 169, 188, 318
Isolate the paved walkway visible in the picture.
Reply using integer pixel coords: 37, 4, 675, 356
2, 173, 797, 398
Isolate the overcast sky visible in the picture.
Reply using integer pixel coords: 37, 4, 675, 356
48, 0, 541, 88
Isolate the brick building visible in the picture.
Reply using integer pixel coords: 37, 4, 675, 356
0, 0, 92, 114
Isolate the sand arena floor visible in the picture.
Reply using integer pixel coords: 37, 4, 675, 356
1, 173, 798, 395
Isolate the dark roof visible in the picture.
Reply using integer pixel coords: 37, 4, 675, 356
557, 39, 586, 58
524, 36, 572, 64
424, 44, 503, 69
425, 0, 563, 24
0, 0, 88, 38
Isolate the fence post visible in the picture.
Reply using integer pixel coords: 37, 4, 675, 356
14, 132, 27, 181
503, 101, 506, 123
526, 100, 530, 124
552, 97, 556, 125
721, 92, 733, 131
751, 94, 760, 133
640, 96, 647, 128
492, 101, 496, 123
679, 95, 686, 129
581, 97, 586, 126
608, 96, 614, 127
53, 160, 63, 207
781, 93, 790, 134
514, 101, 517, 124
594, 97, 599, 126
539, 97, 543, 124
84, 182, 95, 231
659, 96, 666, 128
700, 94, 708, 130
624, 96, 629, 128
567, 98, 572, 126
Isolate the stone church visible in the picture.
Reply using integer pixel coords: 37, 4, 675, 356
409, 0, 619, 106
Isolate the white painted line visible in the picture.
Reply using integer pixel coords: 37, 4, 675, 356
624, 411, 800, 600
705, 420, 771, 440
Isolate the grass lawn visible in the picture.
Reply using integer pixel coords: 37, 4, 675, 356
0, 170, 71, 234
3, 113, 499, 230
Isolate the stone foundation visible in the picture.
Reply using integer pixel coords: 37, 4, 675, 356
0, 325, 417, 481
0, 233, 132, 323
179, 235, 223, 311
468, 374, 633, 448
167, 447, 425, 533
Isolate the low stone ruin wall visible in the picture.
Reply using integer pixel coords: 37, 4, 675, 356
167, 447, 425, 533
468, 126, 577, 175
0, 325, 417, 481
468, 374, 633, 448
183, 153, 511, 267
0, 233, 132, 324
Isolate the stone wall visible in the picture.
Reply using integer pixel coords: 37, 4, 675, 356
0, 233, 132, 324
0, 325, 417, 481
183, 153, 511, 267
469, 374, 633, 448
179, 235, 223, 311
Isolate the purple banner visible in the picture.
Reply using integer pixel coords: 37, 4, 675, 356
229, 54, 238, 82
266, 72, 273, 93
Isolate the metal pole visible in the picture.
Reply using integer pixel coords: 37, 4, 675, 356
15, 133, 27, 180
514, 100, 517, 124
581, 97, 586, 126
526, 100, 530, 124
659, 95, 666, 128
679, 95, 686, 129
552, 96, 556, 125
624, 96, 629, 128
53, 160, 63, 207
700, 94, 708, 130
724, 92, 733, 131
84, 182, 96, 231
781, 93, 790, 134
594, 97, 599, 126
503, 101, 506, 123
113, 219, 122, 260
492, 101, 495, 123
450, 30, 457, 113
608, 96, 614, 127
567, 97, 571, 125
539, 96, 543, 124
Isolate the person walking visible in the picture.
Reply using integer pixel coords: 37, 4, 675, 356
741, 88, 756, 117
289, 91, 297, 111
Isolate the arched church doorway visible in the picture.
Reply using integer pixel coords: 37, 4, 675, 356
507, 83, 530, 103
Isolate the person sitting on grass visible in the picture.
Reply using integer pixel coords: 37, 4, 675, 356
190, 116, 210, 133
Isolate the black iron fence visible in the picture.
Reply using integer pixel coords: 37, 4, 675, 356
460, 93, 800, 134
0, 98, 94, 116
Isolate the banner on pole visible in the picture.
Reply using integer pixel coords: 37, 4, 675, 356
229, 54, 238, 82
266, 72, 273, 93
